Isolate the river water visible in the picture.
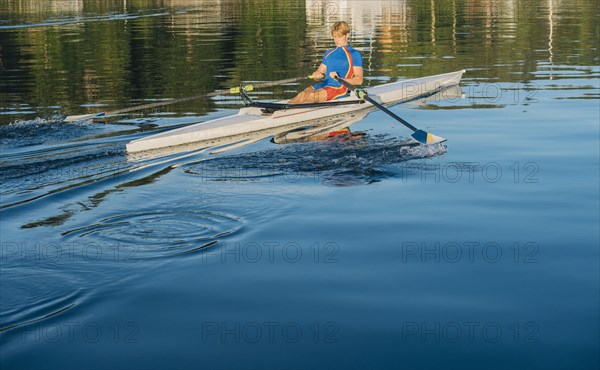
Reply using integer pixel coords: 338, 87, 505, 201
1, 1, 598, 369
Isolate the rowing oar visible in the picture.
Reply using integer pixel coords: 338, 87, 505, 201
334, 76, 446, 145
63, 76, 313, 122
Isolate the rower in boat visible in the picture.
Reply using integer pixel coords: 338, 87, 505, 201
124, 70, 464, 152
289, 21, 364, 104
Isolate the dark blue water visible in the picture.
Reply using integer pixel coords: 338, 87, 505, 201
1, 1, 599, 369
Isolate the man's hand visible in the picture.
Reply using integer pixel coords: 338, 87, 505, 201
329, 71, 340, 79
312, 71, 324, 80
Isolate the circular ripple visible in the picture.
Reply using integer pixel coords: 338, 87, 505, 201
0, 267, 82, 333
63, 210, 242, 257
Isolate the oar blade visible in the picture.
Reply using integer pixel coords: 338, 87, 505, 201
411, 129, 446, 145
63, 112, 106, 122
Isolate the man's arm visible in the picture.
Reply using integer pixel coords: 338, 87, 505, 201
346, 66, 363, 86
329, 66, 364, 86
312, 63, 327, 80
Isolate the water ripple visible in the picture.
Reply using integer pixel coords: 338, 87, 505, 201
62, 210, 243, 258
0, 268, 83, 333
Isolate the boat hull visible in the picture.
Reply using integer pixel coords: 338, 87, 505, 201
126, 70, 465, 153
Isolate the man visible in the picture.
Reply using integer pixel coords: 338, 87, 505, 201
289, 21, 364, 104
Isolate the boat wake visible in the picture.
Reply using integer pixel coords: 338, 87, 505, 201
182, 134, 447, 186
0, 117, 94, 148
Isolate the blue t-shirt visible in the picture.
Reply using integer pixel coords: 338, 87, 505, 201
313, 45, 363, 90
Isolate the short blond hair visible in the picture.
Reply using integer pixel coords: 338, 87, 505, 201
331, 21, 351, 37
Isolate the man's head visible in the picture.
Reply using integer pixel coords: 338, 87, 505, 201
331, 21, 351, 47
331, 21, 351, 38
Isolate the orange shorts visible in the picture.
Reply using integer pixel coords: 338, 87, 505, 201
312, 85, 349, 101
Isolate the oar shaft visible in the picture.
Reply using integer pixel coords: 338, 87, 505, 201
335, 77, 418, 132
251, 76, 312, 89
334, 76, 446, 145
107, 76, 310, 116
65, 76, 311, 121
361, 95, 418, 132
107, 92, 217, 116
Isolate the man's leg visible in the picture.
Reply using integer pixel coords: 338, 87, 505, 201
289, 87, 327, 104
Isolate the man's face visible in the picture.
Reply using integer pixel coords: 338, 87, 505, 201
332, 33, 349, 47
